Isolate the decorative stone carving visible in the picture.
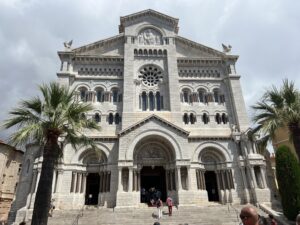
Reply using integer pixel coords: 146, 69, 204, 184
138, 28, 162, 45
139, 65, 163, 86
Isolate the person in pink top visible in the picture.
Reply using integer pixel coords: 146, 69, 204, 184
166, 196, 173, 216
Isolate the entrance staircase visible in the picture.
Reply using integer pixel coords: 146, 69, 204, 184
46, 204, 266, 225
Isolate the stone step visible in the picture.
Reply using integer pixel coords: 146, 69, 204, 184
47, 204, 252, 225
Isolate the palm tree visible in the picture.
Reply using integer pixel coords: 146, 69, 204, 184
2, 82, 100, 225
252, 79, 300, 160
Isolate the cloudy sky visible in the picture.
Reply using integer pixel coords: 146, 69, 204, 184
0, 0, 299, 141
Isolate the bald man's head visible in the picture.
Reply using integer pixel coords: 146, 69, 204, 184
240, 206, 259, 225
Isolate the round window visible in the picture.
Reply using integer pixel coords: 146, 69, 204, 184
139, 66, 163, 86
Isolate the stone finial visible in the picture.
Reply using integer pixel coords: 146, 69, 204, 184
222, 43, 232, 53
63, 40, 73, 50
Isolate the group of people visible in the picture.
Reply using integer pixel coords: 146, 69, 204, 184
155, 196, 173, 219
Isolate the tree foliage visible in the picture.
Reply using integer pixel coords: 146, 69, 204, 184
252, 79, 300, 160
2, 82, 100, 225
275, 145, 300, 220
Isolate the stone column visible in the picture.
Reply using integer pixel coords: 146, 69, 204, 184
52, 170, 56, 193
169, 170, 173, 191
106, 171, 111, 192
55, 170, 63, 193
35, 169, 41, 192
147, 94, 150, 111
250, 167, 257, 188
137, 170, 140, 191
81, 173, 87, 193
187, 167, 191, 190
118, 168, 123, 192
30, 169, 38, 194
241, 167, 248, 189
77, 173, 82, 193
102, 172, 106, 192
260, 166, 267, 189
196, 170, 200, 189
128, 167, 133, 192
176, 167, 182, 191
73, 172, 77, 193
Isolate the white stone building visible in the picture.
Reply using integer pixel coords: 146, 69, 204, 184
10, 9, 271, 223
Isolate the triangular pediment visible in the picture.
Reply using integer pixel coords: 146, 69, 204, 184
119, 114, 189, 137
175, 36, 226, 58
119, 9, 179, 34
71, 34, 124, 56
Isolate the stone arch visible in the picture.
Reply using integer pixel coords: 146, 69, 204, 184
74, 83, 91, 91
180, 85, 194, 92
191, 141, 231, 163
125, 129, 182, 161
78, 148, 108, 164
71, 143, 110, 164
136, 25, 166, 37
195, 85, 209, 92
93, 84, 107, 92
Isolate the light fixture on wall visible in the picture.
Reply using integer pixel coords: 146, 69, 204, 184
151, 165, 155, 169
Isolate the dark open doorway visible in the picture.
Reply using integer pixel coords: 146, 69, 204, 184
140, 166, 166, 204
204, 171, 219, 202
85, 173, 100, 205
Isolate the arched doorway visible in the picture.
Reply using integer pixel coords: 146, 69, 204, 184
78, 148, 108, 205
204, 171, 219, 202
140, 166, 166, 203
199, 147, 227, 203
133, 135, 175, 204
85, 173, 100, 205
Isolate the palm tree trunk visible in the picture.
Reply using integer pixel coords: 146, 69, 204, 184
291, 126, 300, 162
31, 138, 59, 225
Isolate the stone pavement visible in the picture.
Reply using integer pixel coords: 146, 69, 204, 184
46, 204, 268, 225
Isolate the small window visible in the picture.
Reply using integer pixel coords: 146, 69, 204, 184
156, 92, 161, 111
112, 89, 119, 102
108, 113, 114, 125
149, 92, 154, 111
142, 92, 147, 111
202, 113, 209, 124
183, 113, 189, 124
215, 113, 221, 124
94, 113, 101, 123
115, 113, 120, 124
222, 113, 228, 124
214, 90, 219, 103
190, 113, 196, 124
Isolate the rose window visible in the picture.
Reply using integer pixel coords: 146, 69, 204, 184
139, 66, 163, 86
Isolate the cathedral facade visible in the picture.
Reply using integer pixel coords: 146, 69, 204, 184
11, 9, 271, 223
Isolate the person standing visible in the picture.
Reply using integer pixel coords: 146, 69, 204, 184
296, 213, 300, 225
239, 206, 260, 225
268, 214, 277, 225
166, 196, 173, 216
156, 198, 163, 219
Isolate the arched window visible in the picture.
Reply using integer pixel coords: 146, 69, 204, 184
153, 49, 157, 55
182, 89, 191, 103
222, 113, 228, 124
139, 49, 143, 55
190, 113, 196, 124
156, 92, 161, 111
94, 113, 101, 123
214, 89, 219, 103
144, 49, 147, 55
202, 113, 209, 124
142, 92, 147, 111
198, 89, 205, 103
134, 49, 138, 54
149, 49, 153, 55
220, 94, 226, 103
79, 87, 87, 102
112, 88, 119, 102
158, 49, 162, 55
96, 88, 104, 102
149, 92, 154, 111
183, 113, 189, 124
115, 113, 120, 124
215, 113, 221, 124
108, 113, 114, 125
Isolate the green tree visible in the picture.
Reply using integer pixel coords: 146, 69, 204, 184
252, 79, 300, 160
2, 82, 100, 225
275, 145, 300, 220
